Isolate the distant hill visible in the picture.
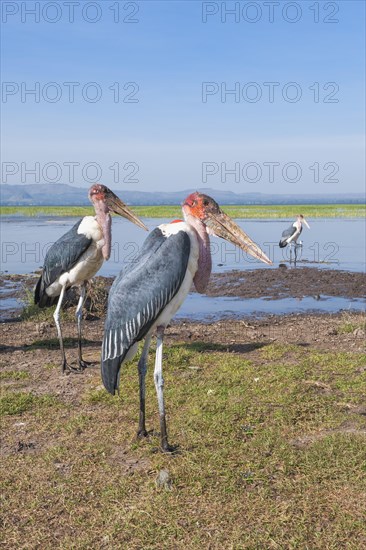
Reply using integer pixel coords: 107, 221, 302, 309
0, 184, 364, 206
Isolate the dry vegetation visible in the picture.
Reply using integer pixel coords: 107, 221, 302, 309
1, 312, 365, 549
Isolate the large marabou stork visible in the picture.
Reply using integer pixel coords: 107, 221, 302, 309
279, 214, 310, 263
101, 192, 272, 452
35, 184, 148, 373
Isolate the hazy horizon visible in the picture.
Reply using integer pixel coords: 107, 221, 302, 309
1, 182, 365, 197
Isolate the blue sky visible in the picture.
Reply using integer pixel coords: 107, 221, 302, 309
1, 0, 365, 195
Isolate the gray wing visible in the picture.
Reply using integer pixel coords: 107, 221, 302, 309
281, 223, 296, 239
279, 223, 296, 248
34, 219, 92, 307
101, 227, 191, 394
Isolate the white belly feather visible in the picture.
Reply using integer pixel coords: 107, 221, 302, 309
154, 222, 199, 327
46, 216, 105, 297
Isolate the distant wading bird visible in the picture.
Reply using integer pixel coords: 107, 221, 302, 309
101, 192, 272, 452
34, 184, 148, 373
279, 215, 310, 263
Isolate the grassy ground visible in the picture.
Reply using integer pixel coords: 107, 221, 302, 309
1, 313, 365, 549
1, 203, 365, 219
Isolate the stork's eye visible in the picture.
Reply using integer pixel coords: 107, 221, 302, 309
203, 199, 209, 206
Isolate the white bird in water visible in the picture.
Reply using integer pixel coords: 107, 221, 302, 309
279, 214, 310, 263
34, 184, 148, 373
101, 192, 272, 452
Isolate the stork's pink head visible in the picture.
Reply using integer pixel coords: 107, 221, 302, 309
88, 184, 148, 230
89, 183, 108, 203
182, 192, 272, 265
182, 192, 220, 221
296, 214, 310, 229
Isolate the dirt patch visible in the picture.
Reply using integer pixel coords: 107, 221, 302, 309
1, 267, 365, 322
0, 422, 59, 458
205, 267, 366, 299
290, 425, 366, 449
170, 312, 365, 353
0, 312, 365, 372
107, 447, 151, 475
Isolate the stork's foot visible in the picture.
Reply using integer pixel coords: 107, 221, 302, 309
161, 442, 179, 455
78, 359, 94, 370
62, 360, 84, 375
137, 428, 149, 439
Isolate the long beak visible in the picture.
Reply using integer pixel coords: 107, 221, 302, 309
204, 211, 272, 265
106, 192, 148, 231
303, 218, 310, 229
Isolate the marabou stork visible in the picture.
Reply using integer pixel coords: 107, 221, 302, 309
34, 184, 148, 373
279, 215, 310, 264
101, 192, 272, 452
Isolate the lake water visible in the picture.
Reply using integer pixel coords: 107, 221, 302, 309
1, 216, 365, 320
1, 216, 365, 275
176, 294, 365, 321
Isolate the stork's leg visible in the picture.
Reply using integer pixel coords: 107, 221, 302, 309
294, 243, 298, 265
289, 244, 293, 264
76, 284, 92, 370
53, 286, 70, 373
137, 335, 152, 438
154, 326, 176, 453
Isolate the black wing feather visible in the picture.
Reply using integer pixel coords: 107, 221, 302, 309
101, 227, 191, 394
34, 219, 92, 307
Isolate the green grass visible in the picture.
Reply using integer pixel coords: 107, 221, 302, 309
1, 336, 365, 548
43, 362, 59, 370
0, 371, 30, 381
1, 203, 365, 218
84, 388, 117, 406
338, 312, 366, 334
0, 392, 58, 416
20, 288, 54, 321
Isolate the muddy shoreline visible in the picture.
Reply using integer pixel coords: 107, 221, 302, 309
1, 267, 365, 323
205, 266, 366, 300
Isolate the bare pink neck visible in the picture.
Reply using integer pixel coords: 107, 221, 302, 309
186, 215, 212, 293
94, 201, 112, 260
